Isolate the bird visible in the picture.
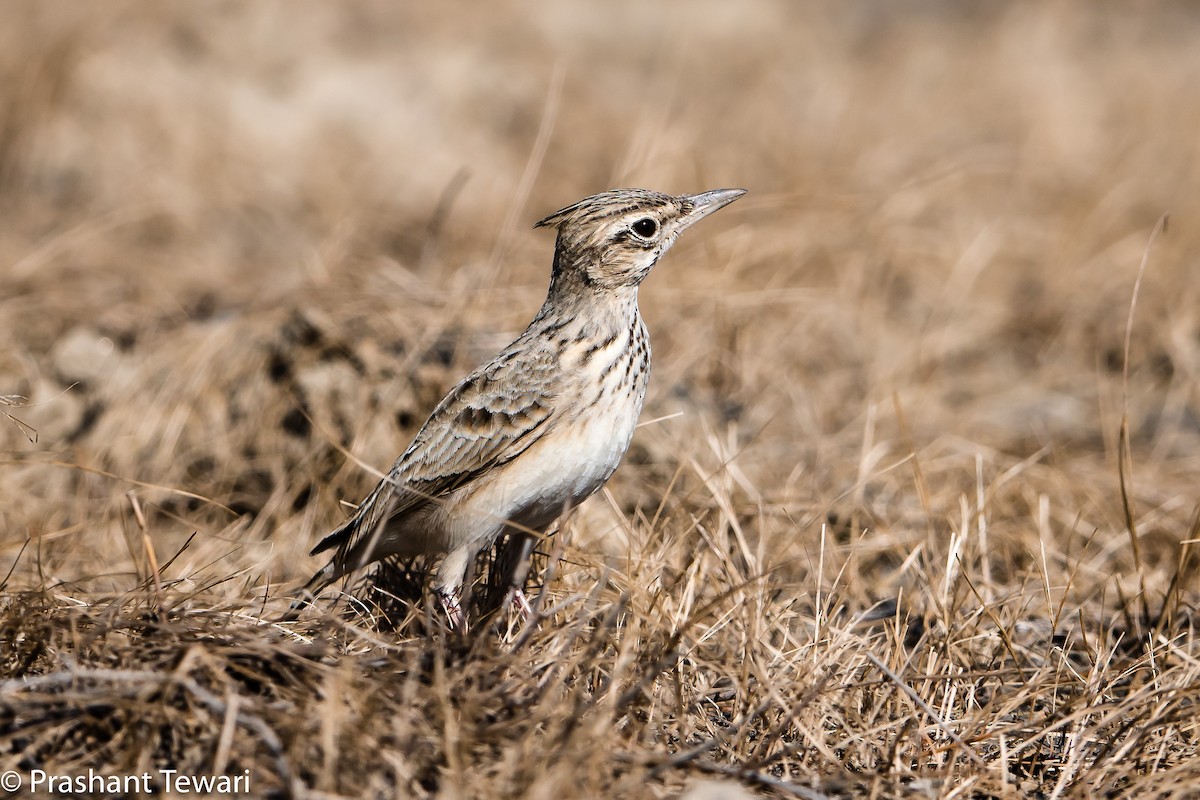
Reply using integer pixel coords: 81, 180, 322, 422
293, 186, 746, 627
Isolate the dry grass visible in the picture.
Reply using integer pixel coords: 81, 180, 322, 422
3, 2, 1200, 798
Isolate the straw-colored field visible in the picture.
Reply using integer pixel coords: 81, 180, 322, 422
2, 3, 1199, 798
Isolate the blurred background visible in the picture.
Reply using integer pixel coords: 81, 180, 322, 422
1, 1, 1197, 606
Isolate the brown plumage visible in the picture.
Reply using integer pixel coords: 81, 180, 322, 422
292, 187, 745, 627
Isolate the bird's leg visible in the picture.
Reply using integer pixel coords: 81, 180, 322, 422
436, 586, 465, 631
434, 547, 473, 631
499, 532, 536, 621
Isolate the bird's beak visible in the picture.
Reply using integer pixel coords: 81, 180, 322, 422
678, 188, 746, 230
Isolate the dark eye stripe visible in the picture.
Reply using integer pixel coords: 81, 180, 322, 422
611, 229, 656, 250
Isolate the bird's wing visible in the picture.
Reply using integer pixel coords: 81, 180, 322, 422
397, 347, 559, 493
310, 345, 559, 557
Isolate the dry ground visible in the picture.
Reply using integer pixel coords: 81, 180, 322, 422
2, 2, 1200, 798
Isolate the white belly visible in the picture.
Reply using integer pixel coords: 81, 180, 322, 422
441, 398, 643, 548
515, 410, 639, 521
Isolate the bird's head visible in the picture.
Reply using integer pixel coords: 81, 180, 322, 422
535, 187, 745, 291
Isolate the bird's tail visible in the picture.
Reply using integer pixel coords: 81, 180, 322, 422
281, 509, 364, 621
280, 561, 339, 622
309, 513, 360, 556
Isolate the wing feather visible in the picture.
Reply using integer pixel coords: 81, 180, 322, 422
311, 344, 559, 559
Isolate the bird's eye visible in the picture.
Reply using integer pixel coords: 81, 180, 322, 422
632, 218, 658, 238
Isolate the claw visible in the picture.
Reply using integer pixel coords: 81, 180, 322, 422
436, 586, 465, 631
510, 587, 533, 620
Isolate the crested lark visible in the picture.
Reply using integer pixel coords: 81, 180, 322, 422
295, 187, 745, 626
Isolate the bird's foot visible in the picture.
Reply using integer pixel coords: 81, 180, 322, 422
436, 586, 465, 632
509, 587, 533, 620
